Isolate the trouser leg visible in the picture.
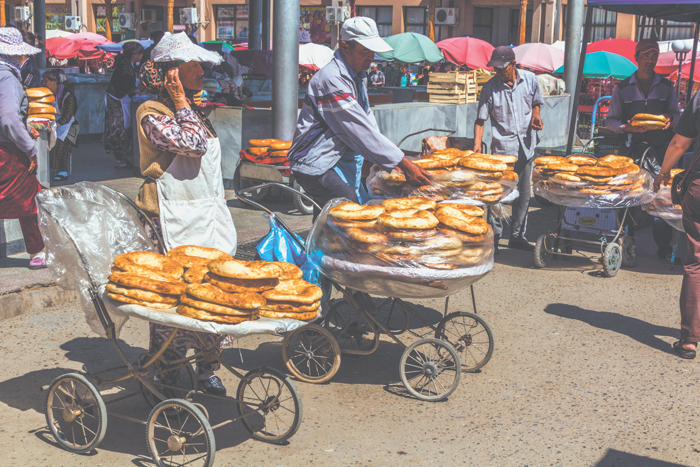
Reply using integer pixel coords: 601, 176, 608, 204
680, 179, 700, 342
510, 146, 533, 240
653, 218, 674, 256
18, 214, 44, 255
293, 169, 359, 221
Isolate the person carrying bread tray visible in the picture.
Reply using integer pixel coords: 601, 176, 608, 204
0, 28, 46, 269
473, 46, 545, 253
606, 38, 681, 260
653, 92, 700, 359
134, 32, 237, 396
287, 17, 431, 219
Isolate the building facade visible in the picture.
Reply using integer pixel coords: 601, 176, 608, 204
7, 0, 695, 46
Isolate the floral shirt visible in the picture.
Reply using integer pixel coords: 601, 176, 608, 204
141, 108, 209, 157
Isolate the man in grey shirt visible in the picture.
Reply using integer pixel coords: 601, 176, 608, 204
473, 46, 544, 252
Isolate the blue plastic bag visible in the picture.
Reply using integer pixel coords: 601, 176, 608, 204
256, 214, 331, 299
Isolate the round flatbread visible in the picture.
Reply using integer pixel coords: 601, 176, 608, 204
166, 245, 233, 269
177, 304, 256, 324
106, 282, 179, 304
258, 309, 319, 321
261, 300, 321, 312
205, 273, 279, 293
261, 279, 323, 304
107, 292, 176, 309
181, 294, 258, 316
113, 251, 183, 280
183, 264, 209, 284
108, 272, 186, 295
185, 283, 265, 309
208, 259, 283, 280
275, 261, 304, 280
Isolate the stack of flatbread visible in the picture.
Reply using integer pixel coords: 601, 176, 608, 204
629, 113, 667, 132
107, 251, 186, 309
644, 168, 684, 220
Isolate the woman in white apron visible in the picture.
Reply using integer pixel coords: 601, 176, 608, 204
134, 32, 237, 396
41, 69, 78, 181
102, 41, 143, 169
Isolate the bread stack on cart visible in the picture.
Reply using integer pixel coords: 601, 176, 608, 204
368, 148, 519, 205
643, 168, 684, 232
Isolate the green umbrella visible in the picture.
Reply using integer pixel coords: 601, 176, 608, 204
199, 40, 237, 52
553, 51, 637, 79
376, 33, 444, 64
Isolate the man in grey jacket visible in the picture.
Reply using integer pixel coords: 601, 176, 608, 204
288, 17, 429, 217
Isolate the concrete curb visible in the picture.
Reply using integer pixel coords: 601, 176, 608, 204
0, 285, 78, 320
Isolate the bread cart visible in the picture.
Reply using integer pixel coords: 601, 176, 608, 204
237, 182, 496, 402
37, 182, 308, 466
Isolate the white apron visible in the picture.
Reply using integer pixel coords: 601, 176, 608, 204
156, 137, 237, 255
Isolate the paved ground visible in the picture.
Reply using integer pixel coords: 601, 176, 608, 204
1, 141, 696, 466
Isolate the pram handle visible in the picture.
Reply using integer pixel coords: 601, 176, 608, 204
396, 128, 455, 148
236, 182, 319, 252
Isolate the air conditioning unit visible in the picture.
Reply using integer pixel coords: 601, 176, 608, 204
435, 7, 459, 25
118, 13, 136, 29
140, 9, 156, 22
14, 6, 30, 22
64, 16, 82, 31
326, 6, 350, 23
179, 8, 198, 25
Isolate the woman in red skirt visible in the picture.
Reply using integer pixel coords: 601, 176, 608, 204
0, 28, 45, 269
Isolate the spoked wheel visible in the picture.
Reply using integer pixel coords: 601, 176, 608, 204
618, 235, 637, 268
603, 242, 622, 277
233, 164, 270, 202
236, 367, 303, 444
138, 349, 197, 409
435, 312, 494, 372
534, 234, 551, 268
324, 299, 381, 354
146, 399, 215, 467
45, 373, 108, 454
292, 180, 314, 215
282, 324, 341, 383
399, 338, 461, 402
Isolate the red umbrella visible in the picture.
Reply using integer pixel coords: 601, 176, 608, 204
656, 50, 690, 75
436, 37, 494, 70
45, 37, 70, 55
587, 38, 637, 64
49, 33, 113, 60
669, 59, 700, 81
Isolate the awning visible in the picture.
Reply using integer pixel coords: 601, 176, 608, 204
587, 0, 700, 22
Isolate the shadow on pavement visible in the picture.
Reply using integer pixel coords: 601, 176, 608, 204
594, 448, 691, 467
544, 303, 677, 355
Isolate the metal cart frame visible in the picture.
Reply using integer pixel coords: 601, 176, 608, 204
236, 182, 495, 402
40, 186, 303, 467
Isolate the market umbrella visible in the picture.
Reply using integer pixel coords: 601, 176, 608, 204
553, 51, 637, 79
46, 37, 70, 55
435, 36, 494, 69
513, 42, 564, 72
377, 32, 444, 64
668, 59, 700, 81
97, 39, 153, 53
200, 40, 237, 53
655, 50, 690, 75
49, 33, 113, 60
587, 38, 638, 64
45, 29, 73, 39
299, 42, 334, 70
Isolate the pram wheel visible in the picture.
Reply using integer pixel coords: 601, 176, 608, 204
324, 298, 380, 354
618, 235, 637, 267
45, 373, 108, 454
146, 398, 215, 467
399, 338, 461, 402
282, 324, 341, 383
236, 367, 303, 444
603, 242, 622, 277
292, 180, 314, 215
534, 234, 551, 268
435, 311, 494, 372
137, 349, 197, 408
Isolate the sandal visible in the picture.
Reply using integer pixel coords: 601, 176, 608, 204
673, 340, 697, 359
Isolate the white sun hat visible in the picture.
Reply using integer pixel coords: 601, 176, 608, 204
0, 27, 41, 56
151, 32, 223, 65
340, 17, 393, 54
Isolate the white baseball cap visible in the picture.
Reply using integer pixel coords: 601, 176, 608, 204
340, 17, 393, 53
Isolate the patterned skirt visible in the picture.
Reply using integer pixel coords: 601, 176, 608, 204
101, 94, 133, 162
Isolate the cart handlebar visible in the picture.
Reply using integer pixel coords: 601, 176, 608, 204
396, 128, 455, 149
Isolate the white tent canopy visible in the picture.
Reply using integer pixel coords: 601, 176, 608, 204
299, 42, 334, 69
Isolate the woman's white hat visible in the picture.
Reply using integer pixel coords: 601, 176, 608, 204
0, 27, 41, 56
151, 32, 222, 65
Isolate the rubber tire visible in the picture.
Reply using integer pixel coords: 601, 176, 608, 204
45, 373, 108, 454
292, 180, 314, 215
435, 311, 495, 372
233, 164, 270, 202
282, 324, 341, 384
399, 338, 462, 402
619, 235, 637, 268
146, 399, 215, 467
603, 242, 622, 277
236, 367, 303, 444
534, 234, 550, 269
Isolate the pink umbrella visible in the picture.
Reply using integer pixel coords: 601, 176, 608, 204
48, 32, 112, 60
656, 50, 690, 75
436, 37, 494, 70
513, 43, 564, 72
669, 59, 700, 81
587, 38, 638, 64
